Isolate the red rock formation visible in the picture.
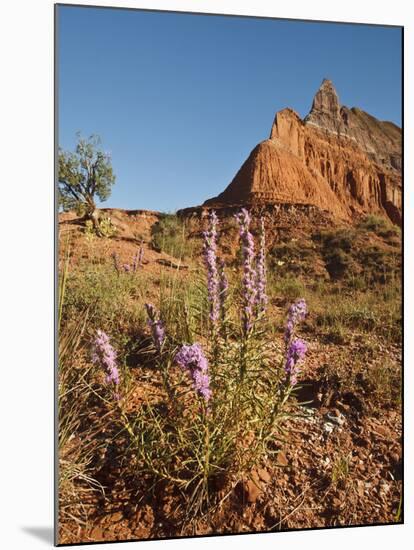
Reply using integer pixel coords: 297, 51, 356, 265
204, 80, 401, 224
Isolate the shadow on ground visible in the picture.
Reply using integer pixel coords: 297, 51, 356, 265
21, 527, 54, 545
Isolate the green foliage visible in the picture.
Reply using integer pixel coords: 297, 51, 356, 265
324, 248, 352, 280
358, 214, 400, 239
356, 246, 400, 285
150, 214, 196, 259
158, 270, 208, 344
367, 358, 402, 408
269, 240, 318, 276
63, 262, 147, 354
331, 453, 352, 487
316, 340, 401, 412
313, 229, 355, 280
269, 275, 306, 301
58, 133, 116, 215
84, 220, 95, 242
125, 317, 289, 519
118, 220, 297, 520
307, 281, 401, 344
85, 216, 117, 239
58, 256, 105, 529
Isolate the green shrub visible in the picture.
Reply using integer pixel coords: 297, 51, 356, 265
269, 240, 318, 276
356, 246, 400, 285
314, 229, 354, 252
313, 229, 355, 280
358, 214, 400, 239
269, 276, 306, 301
324, 248, 352, 280
63, 263, 147, 353
151, 214, 195, 259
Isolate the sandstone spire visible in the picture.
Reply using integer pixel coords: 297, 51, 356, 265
201, 81, 401, 224
304, 79, 342, 133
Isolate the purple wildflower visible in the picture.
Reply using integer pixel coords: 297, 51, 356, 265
255, 216, 268, 315
203, 210, 220, 327
284, 338, 307, 386
235, 208, 256, 335
284, 298, 307, 345
175, 343, 212, 403
218, 258, 228, 320
145, 303, 166, 353
91, 329, 120, 386
122, 263, 131, 272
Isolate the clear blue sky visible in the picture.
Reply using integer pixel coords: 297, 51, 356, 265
57, 5, 402, 212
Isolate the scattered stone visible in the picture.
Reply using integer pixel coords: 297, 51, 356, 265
237, 473, 263, 504
89, 526, 105, 541
277, 451, 288, 466
108, 511, 123, 523
324, 411, 346, 426
323, 422, 335, 434
245, 479, 262, 503
257, 468, 271, 483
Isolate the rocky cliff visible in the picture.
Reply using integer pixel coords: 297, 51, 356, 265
203, 79, 402, 224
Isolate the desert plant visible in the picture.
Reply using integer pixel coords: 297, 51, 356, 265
331, 453, 352, 487
110, 209, 309, 522
58, 249, 105, 534
151, 214, 195, 259
358, 214, 400, 238
58, 133, 116, 235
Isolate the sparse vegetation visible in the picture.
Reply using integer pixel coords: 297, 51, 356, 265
58, 206, 402, 543
150, 214, 197, 259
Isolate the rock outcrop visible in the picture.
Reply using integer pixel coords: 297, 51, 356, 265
203, 79, 401, 224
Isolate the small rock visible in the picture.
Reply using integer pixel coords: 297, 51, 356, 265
390, 452, 400, 463
323, 422, 335, 434
257, 468, 271, 483
246, 479, 262, 503
325, 411, 345, 426
277, 451, 288, 466
373, 425, 391, 438
89, 526, 105, 541
109, 511, 123, 523
237, 476, 263, 504
322, 456, 331, 467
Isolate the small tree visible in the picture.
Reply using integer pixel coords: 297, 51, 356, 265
58, 133, 116, 232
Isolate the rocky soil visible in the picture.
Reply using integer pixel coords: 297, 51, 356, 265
58, 208, 402, 544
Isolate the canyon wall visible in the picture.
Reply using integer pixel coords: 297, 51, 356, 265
203, 79, 401, 224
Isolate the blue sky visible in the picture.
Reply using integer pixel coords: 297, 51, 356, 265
58, 6, 402, 212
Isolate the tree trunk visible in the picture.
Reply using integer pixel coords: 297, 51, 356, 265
84, 199, 103, 237
90, 209, 103, 236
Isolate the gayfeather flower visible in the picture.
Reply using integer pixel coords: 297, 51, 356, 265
175, 343, 212, 403
218, 258, 228, 320
284, 338, 307, 386
235, 208, 256, 335
203, 210, 220, 327
91, 329, 120, 386
255, 216, 268, 315
145, 303, 166, 353
284, 298, 307, 345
